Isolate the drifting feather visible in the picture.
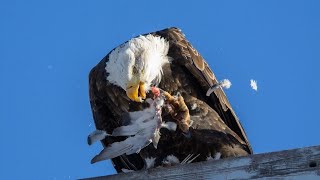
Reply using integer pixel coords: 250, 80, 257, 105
250, 79, 258, 91
220, 79, 232, 89
206, 79, 232, 96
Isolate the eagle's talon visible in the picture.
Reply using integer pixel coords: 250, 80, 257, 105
161, 90, 191, 133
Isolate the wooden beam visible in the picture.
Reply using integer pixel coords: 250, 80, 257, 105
83, 145, 320, 180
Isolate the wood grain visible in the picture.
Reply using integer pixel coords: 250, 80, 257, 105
83, 145, 320, 180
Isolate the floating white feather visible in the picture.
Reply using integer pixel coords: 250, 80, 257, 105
220, 79, 232, 89
206, 79, 232, 96
250, 79, 258, 91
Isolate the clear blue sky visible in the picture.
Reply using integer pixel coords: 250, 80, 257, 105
1, 0, 319, 179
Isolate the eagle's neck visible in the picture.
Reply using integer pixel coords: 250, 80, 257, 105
105, 34, 170, 91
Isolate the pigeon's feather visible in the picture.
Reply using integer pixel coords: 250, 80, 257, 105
87, 130, 109, 145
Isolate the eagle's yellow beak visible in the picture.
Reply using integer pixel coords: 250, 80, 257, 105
126, 79, 146, 102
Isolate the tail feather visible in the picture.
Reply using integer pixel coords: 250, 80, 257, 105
91, 134, 153, 164
91, 142, 134, 163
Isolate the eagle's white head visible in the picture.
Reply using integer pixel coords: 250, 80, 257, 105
105, 34, 170, 102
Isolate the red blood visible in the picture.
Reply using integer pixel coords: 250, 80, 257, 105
152, 86, 160, 97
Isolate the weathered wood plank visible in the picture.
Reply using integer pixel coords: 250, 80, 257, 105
83, 145, 320, 180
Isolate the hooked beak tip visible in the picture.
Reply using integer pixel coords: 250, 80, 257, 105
126, 81, 146, 102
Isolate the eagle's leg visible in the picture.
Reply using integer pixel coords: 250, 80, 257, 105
162, 91, 191, 134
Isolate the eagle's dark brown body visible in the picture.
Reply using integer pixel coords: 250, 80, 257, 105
89, 27, 252, 172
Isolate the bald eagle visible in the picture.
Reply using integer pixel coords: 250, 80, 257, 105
88, 27, 252, 172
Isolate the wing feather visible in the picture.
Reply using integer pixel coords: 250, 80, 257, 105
154, 27, 252, 154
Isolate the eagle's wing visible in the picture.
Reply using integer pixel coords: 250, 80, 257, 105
89, 56, 145, 172
89, 27, 252, 171
154, 27, 252, 154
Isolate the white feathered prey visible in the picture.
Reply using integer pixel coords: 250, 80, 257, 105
88, 90, 177, 164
